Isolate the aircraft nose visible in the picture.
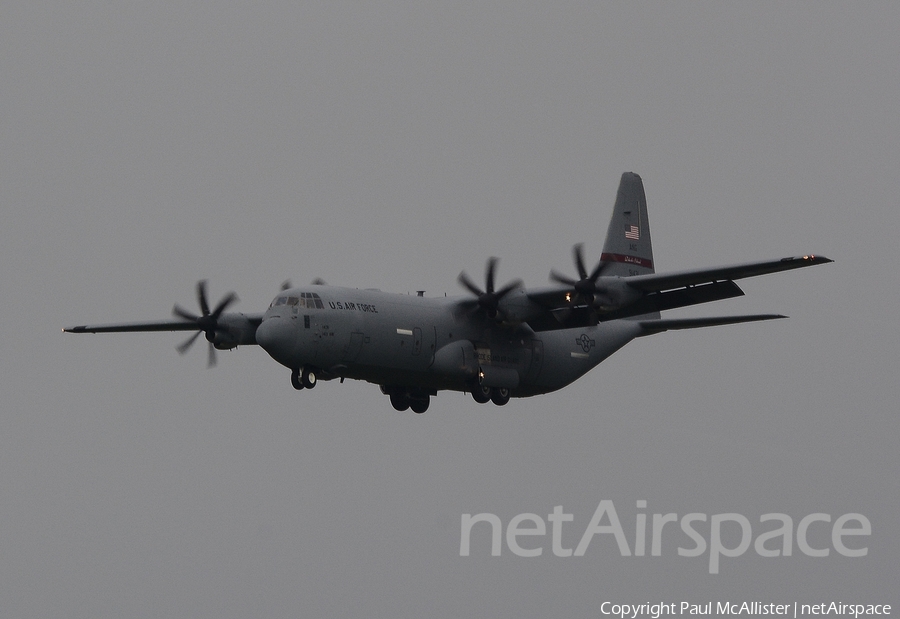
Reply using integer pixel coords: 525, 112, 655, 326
255, 316, 294, 366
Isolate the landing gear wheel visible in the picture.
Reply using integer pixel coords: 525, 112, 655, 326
490, 387, 510, 406
410, 397, 430, 414
390, 392, 410, 412
472, 385, 491, 404
291, 370, 304, 390
301, 367, 317, 389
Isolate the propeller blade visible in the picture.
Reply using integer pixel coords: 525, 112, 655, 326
485, 257, 498, 295
172, 304, 199, 322
573, 244, 588, 280
311, 278, 327, 286
459, 258, 520, 321
281, 280, 292, 291
210, 292, 238, 320
551, 243, 617, 307
196, 280, 210, 317
589, 259, 611, 281
173, 281, 240, 366
550, 270, 578, 286
207, 342, 217, 368
454, 256, 522, 319
176, 329, 202, 355
494, 279, 522, 299
458, 271, 484, 297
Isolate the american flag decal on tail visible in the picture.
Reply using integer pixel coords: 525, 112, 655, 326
625, 224, 640, 240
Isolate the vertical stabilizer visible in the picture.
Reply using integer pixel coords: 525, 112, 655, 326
600, 172, 655, 277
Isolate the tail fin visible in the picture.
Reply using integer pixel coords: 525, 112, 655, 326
600, 172, 655, 277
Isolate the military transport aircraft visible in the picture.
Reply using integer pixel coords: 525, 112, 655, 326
64, 173, 831, 413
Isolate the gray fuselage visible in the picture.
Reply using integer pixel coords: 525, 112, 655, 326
254, 286, 641, 398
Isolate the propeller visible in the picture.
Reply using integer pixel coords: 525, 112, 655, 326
550, 243, 614, 305
172, 280, 238, 367
457, 257, 522, 320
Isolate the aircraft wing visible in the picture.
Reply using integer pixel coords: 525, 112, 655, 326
64, 312, 264, 367
64, 320, 201, 333
522, 254, 830, 331
64, 313, 264, 334
523, 279, 750, 330
623, 254, 831, 293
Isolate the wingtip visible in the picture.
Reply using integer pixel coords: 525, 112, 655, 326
804, 254, 832, 264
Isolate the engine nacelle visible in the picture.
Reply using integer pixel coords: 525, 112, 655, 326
592, 277, 642, 310
209, 313, 261, 350
495, 288, 548, 325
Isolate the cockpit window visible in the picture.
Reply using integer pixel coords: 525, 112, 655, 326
302, 292, 325, 309
269, 292, 324, 309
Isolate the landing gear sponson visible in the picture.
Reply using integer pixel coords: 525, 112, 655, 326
379, 384, 511, 413
290, 368, 513, 412
292, 371, 511, 413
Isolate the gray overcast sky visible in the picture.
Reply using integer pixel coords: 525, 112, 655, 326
2, 3, 898, 617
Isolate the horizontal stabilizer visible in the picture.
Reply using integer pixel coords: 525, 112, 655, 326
637, 314, 786, 336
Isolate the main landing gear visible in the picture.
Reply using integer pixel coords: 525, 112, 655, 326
382, 386, 432, 414
290, 366, 318, 390
471, 385, 510, 406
